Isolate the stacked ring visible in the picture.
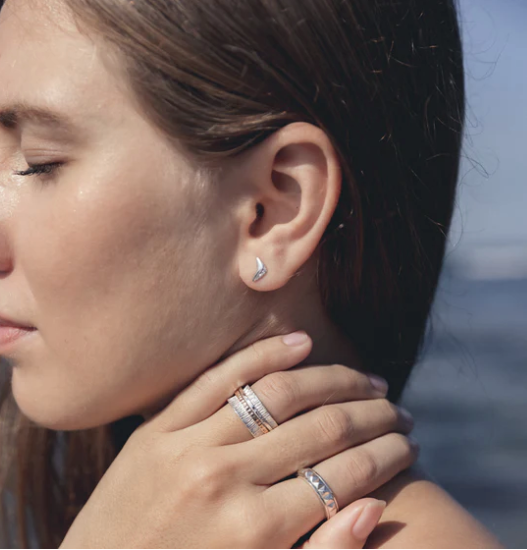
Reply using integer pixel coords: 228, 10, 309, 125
227, 384, 278, 438
227, 383, 339, 523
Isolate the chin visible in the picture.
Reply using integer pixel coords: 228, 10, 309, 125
10, 374, 109, 432
13, 398, 97, 431
18, 408, 114, 432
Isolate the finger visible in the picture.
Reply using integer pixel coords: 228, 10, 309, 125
197, 364, 389, 445
238, 398, 414, 484
264, 432, 419, 543
147, 331, 313, 432
301, 498, 387, 549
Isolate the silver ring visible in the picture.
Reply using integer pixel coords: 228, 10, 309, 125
297, 468, 339, 521
241, 385, 278, 432
227, 384, 278, 438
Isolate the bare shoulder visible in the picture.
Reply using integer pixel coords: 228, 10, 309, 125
363, 464, 505, 548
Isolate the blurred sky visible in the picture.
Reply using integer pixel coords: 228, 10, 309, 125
449, 0, 527, 264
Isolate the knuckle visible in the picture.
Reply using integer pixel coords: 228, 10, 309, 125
329, 363, 349, 372
345, 448, 379, 486
381, 432, 417, 469
315, 406, 352, 445
339, 365, 364, 387
328, 363, 352, 378
257, 371, 297, 408
397, 432, 418, 460
248, 341, 266, 364
333, 365, 377, 397
184, 455, 225, 499
379, 398, 399, 422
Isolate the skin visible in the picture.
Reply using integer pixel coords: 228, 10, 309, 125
0, 0, 505, 547
0, 0, 360, 430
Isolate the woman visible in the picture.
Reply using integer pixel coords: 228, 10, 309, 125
0, 0, 504, 547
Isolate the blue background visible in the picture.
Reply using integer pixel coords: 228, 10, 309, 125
400, 1, 527, 546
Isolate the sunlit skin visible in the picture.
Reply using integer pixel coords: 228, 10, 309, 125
0, 0, 361, 431
0, 2, 508, 548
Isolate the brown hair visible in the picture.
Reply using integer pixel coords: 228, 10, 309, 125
0, 0, 465, 546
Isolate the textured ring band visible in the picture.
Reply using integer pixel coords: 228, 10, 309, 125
240, 385, 278, 432
228, 390, 266, 438
227, 385, 279, 438
235, 388, 268, 433
297, 468, 339, 521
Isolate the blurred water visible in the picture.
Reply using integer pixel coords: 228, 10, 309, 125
400, 258, 527, 548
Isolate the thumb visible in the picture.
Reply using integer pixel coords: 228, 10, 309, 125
300, 498, 387, 549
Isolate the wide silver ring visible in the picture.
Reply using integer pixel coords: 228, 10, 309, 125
227, 384, 279, 438
297, 468, 339, 521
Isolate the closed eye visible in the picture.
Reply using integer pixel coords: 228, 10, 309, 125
13, 162, 64, 180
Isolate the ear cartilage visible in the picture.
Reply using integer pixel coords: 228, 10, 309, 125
252, 256, 268, 282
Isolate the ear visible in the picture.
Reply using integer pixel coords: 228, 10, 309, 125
232, 121, 342, 291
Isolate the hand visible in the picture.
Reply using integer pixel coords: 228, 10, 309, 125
59, 332, 418, 548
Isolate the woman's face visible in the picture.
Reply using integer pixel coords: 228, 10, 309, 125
0, 0, 248, 429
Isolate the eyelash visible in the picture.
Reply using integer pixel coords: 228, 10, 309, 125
13, 162, 64, 180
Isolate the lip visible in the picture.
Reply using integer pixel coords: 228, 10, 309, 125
0, 326, 37, 353
0, 315, 35, 329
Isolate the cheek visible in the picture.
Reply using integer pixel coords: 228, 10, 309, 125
12, 166, 221, 427
12, 220, 222, 431
24, 188, 149, 306
22, 159, 190, 316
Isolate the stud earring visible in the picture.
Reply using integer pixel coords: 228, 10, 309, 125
252, 256, 268, 282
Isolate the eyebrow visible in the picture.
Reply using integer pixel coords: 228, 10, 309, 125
0, 102, 79, 134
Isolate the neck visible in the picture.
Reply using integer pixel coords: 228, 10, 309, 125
140, 270, 363, 421
221, 295, 361, 372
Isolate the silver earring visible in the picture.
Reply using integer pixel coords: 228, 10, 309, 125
252, 256, 268, 282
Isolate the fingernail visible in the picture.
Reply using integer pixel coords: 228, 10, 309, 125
282, 331, 309, 346
351, 500, 386, 540
408, 435, 420, 453
399, 407, 414, 427
367, 373, 388, 394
